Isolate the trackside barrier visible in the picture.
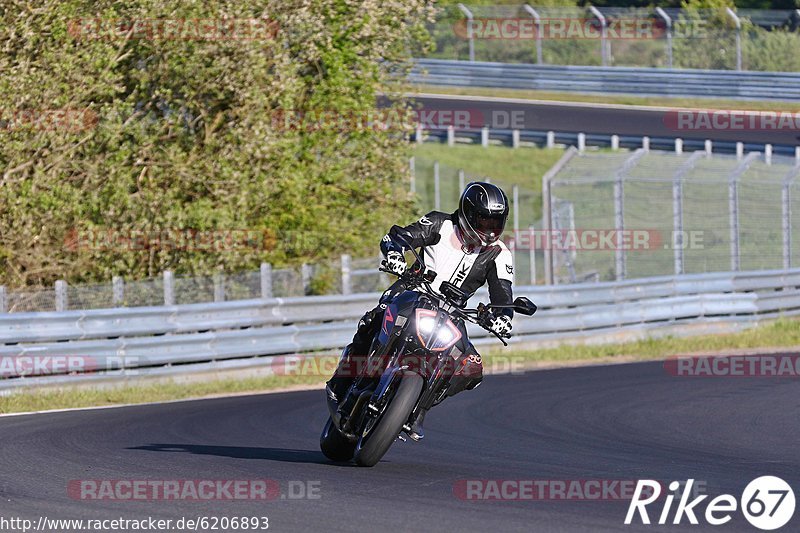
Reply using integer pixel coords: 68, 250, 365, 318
410, 59, 800, 100
1, 269, 800, 389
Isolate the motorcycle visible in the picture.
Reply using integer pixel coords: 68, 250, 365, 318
320, 237, 537, 466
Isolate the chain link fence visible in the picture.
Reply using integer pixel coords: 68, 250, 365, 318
547, 148, 800, 284
427, 5, 800, 71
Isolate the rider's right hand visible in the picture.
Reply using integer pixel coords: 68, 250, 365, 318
385, 251, 407, 276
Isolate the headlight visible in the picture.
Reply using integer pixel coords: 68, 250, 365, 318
415, 309, 462, 352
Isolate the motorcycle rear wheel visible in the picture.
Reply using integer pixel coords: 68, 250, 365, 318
320, 416, 356, 461
354, 371, 423, 467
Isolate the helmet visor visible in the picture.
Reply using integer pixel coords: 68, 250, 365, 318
474, 213, 505, 242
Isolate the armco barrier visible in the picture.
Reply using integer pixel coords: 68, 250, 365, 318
1, 269, 800, 390
410, 59, 800, 100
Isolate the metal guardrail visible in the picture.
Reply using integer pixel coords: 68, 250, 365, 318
2, 269, 800, 390
410, 59, 800, 100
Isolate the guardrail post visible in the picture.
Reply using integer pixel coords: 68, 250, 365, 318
260, 262, 273, 299
213, 272, 225, 302
55, 280, 68, 311
726, 8, 742, 71
341, 254, 352, 295
611, 134, 619, 151
481, 127, 489, 147
765, 144, 773, 165
546, 131, 555, 149
163, 271, 174, 305
796, 147, 800, 163
577, 133, 586, 152
512, 129, 520, 148
523, 5, 543, 64
0, 285, 6, 313
301, 263, 312, 295
447, 125, 455, 146
705, 139, 713, 155
112, 276, 124, 306
457, 3, 475, 62
675, 138, 683, 155
589, 6, 608, 66
409, 156, 416, 194
736, 142, 744, 160
415, 124, 423, 144
656, 7, 673, 69
434, 161, 441, 210
529, 225, 536, 284
642, 136, 650, 152
458, 169, 465, 192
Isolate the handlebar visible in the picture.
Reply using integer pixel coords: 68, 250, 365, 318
379, 262, 511, 346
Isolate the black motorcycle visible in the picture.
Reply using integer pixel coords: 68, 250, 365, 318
320, 240, 537, 466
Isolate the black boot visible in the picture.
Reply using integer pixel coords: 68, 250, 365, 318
406, 409, 427, 441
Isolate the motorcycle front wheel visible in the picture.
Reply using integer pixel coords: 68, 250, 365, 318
320, 416, 356, 461
354, 371, 423, 467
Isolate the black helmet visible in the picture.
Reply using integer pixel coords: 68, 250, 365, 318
457, 181, 509, 246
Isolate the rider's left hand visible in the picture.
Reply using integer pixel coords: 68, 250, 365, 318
488, 314, 512, 336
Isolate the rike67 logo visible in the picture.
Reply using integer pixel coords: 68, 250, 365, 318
625, 477, 795, 530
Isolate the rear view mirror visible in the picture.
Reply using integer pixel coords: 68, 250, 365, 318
513, 296, 537, 316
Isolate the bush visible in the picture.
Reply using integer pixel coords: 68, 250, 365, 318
0, 0, 433, 288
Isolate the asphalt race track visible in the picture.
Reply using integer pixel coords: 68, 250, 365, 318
412, 94, 800, 148
1, 360, 798, 532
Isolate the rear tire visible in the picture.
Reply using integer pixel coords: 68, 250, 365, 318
354, 371, 423, 467
320, 416, 356, 462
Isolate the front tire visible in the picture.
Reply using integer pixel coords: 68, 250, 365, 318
320, 416, 356, 461
354, 371, 423, 467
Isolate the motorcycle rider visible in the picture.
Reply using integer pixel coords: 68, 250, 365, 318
326, 182, 515, 441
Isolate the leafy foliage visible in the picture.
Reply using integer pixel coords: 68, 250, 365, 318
0, 0, 434, 287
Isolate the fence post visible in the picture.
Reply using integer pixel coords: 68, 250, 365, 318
0, 285, 6, 313
656, 7, 673, 69
434, 161, 441, 210
542, 147, 579, 285
673, 151, 703, 275
783, 163, 800, 269
529, 225, 536, 285
409, 156, 416, 194
260, 262, 273, 299
301, 263, 312, 295
54, 280, 68, 311
213, 272, 225, 302
726, 8, 742, 71
523, 5, 543, 65
341, 254, 352, 295
163, 271, 174, 305
112, 276, 124, 306
614, 173, 625, 281
457, 3, 475, 62
512, 185, 520, 240
589, 6, 608, 66
481, 127, 489, 147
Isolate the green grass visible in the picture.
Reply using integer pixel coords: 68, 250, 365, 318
2, 317, 800, 415
413, 85, 800, 113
